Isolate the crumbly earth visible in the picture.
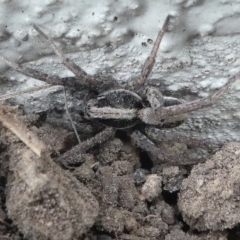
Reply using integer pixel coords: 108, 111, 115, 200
178, 142, 240, 231
1, 121, 99, 240
0, 107, 240, 239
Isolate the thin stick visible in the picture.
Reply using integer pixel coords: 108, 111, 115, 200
63, 87, 81, 144
0, 104, 47, 157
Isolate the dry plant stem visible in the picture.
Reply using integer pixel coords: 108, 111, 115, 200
63, 87, 81, 144
0, 104, 47, 157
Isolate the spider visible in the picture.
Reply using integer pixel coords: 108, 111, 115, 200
0, 15, 238, 166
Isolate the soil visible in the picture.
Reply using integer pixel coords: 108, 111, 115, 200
0, 104, 239, 240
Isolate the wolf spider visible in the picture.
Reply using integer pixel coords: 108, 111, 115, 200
0, 15, 238, 166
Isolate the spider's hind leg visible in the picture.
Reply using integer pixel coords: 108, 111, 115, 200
130, 130, 193, 165
130, 128, 220, 166
130, 130, 176, 164
145, 127, 221, 149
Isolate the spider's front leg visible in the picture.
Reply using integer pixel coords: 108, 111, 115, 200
134, 15, 171, 90
55, 127, 115, 167
140, 75, 239, 125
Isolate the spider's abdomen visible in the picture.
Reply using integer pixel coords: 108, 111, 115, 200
86, 89, 143, 129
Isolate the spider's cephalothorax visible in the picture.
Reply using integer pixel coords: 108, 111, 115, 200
0, 15, 238, 165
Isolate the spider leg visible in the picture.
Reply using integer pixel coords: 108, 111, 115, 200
0, 54, 87, 88
55, 127, 115, 166
140, 75, 238, 125
130, 130, 166, 160
130, 130, 183, 164
33, 24, 99, 88
130, 130, 209, 165
145, 127, 221, 149
134, 15, 171, 90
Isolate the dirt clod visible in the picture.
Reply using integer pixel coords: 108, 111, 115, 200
5, 143, 98, 240
179, 142, 240, 231
140, 174, 162, 201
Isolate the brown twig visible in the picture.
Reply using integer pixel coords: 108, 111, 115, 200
0, 104, 48, 157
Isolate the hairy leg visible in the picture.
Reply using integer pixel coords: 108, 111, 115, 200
130, 130, 166, 160
145, 127, 221, 148
130, 130, 212, 165
130, 130, 192, 164
56, 127, 115, 166
140, 75, 238, 125
0, 54, 88, 88
134, 15, 171, 90
33, 24, 99, 89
